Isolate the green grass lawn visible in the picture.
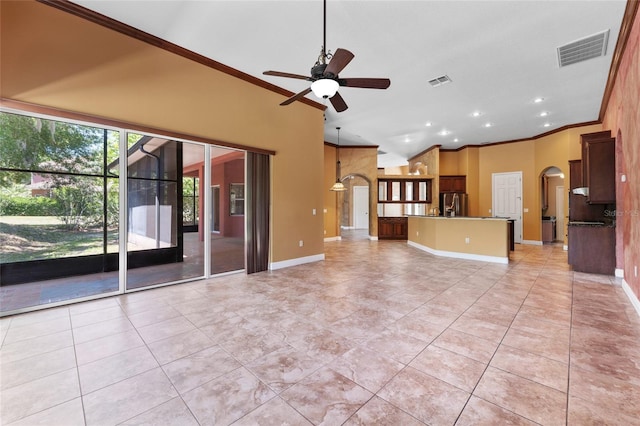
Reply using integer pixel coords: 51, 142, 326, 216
0, 216, 118, 263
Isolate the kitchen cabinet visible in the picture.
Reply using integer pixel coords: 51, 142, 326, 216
568, 160, 606, 222
439, 175, 466, 193
568, 224, 615, 274
378, 217, 408, 240
581, 132, 615, 204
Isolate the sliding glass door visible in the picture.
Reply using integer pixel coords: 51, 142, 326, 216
0, 110, 252, 315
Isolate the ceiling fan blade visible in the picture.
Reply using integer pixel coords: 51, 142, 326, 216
330, 92, 348, 112
324, 48, 354, 77
263, 70, 310, 80
280, 87, 313, 106
341, 78, 391, 89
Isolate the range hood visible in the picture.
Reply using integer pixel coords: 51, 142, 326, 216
572, 187, 589, 196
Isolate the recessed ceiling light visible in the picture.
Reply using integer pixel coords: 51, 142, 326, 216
425, 122, 432, 127
543, 122, 552, 127
484, 123, 493, 128
534, 97, 545, 103
471, 111, 481, 117
453, 138, 459, 142
438, 130, 450, 136
539, 111, 549, 117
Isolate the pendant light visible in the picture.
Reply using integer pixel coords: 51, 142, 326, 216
330, 127, 347, 192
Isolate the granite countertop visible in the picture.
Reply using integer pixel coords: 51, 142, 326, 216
568, 220, 615, 227
410, 215, 508, 221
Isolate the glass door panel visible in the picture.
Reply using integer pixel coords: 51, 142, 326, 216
209, 148, 245, 274
0, 112, 120, 313
125, 134, 205, 290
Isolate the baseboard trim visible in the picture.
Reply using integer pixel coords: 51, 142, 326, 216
369, 235, 378, 241
615, 268, 624, 278
407, 240, 509, 264
324, 236, 341, 242
522, 240, 543, 246
622, 278, 640, 318
269, 254, 324, 270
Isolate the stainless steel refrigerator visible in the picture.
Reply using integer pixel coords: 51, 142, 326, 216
440, 192, 468, 217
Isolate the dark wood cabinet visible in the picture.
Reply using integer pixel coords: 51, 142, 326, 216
569, 160, 606, 222
568, 225, 615, 274
439, 175, 466, 193
582, 136, 615, 204
378, 217, 408, 240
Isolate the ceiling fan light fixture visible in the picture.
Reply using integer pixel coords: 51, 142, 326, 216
311, 79, 339, 99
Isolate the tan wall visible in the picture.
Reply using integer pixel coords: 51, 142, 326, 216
465, 148, 480, 216
324, 145, 339, 238
337, 147, 379, 237
478, 141, 537, 240
439, 152, 459, 175
1, 1, 326, 264
408, 147, 440, 210
602, 4, 640, 299
439, 125, 602, 243
408, 217, 508, 258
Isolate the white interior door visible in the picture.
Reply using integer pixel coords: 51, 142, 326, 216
492, 172, 523, 243
353, 186, 369, 229
556, 185, 565, 242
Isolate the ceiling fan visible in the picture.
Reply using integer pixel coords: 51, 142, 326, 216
263, 0, 390, 112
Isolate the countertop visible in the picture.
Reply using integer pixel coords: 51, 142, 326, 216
568, 220, 615, 227
410, 215, 509, 221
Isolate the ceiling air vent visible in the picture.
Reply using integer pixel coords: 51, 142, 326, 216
377, 150, 387, 155
428, 75, 452, 87
557, 30, 609, 67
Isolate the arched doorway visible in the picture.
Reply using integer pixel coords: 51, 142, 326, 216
540, 166, 566, 245
339, 173, 372, 238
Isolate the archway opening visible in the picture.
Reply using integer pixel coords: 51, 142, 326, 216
540, 166, 566, 244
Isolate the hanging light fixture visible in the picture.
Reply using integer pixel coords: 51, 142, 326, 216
330, 127, 347, 192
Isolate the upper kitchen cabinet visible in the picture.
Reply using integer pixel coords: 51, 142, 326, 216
581, 131, 615, 204
439, 175, 466, 193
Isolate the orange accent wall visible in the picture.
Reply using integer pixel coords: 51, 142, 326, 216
603, 5, 640, 300
0, 1, 326, 264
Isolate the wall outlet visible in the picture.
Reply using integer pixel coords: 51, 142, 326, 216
299, 240, 304, 247
465, 237, 470, 244
635, 265, 638, 277
416, 231, 419, 236
622, 174, 627, 182
324, 208, 327, 213
312, 209, 316, 216
524, 208, 529, 213
488, 209, 492, 214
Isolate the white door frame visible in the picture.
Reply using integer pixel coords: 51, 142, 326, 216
492, 171, 523, 243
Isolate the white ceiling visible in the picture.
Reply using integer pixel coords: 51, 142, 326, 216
73, 0, 627, 167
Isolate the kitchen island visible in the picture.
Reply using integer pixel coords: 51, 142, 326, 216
407, 216, 510, 264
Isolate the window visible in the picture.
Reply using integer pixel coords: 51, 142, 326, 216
230, 183, 244, 215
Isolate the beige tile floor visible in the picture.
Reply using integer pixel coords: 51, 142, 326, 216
1, 232, 640, 425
